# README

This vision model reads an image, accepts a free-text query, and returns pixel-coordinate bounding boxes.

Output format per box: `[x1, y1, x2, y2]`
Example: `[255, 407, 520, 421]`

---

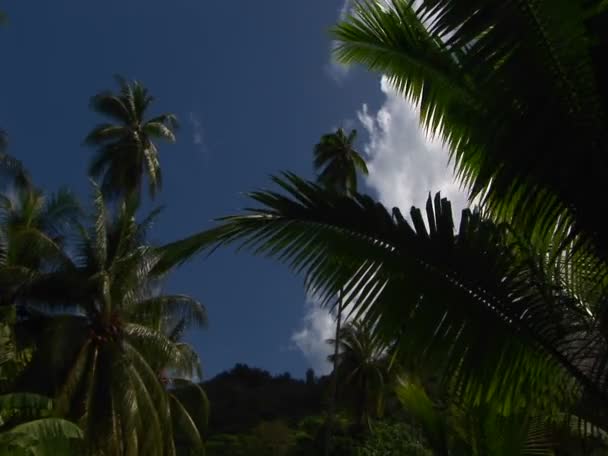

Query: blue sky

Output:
[0, 0, 465, 379]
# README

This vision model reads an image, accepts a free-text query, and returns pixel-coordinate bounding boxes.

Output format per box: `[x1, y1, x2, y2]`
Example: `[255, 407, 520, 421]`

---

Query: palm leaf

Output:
[126, 294, 207, 330]
[333, 0, 608, 263]
[166, 174, 608, 419]
[0, 418, 82, 456]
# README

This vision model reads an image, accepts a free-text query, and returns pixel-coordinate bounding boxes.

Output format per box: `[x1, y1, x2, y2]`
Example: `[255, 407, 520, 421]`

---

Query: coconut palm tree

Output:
[314, 128, 368, 197]
[332, 0, 608, 264]
[328, 320, 391, 432]
[17, 186, 206, 455]
[313, 128, 368, 453]
[0, 183, 80, 306]
[86, 77, 178, 201]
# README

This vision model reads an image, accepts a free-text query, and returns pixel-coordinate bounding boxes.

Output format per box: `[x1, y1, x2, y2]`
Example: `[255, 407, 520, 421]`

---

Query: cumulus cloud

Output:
[358, 76, 469, 216]
[291, 286, 370, 375]
[291, 296, 335, 375]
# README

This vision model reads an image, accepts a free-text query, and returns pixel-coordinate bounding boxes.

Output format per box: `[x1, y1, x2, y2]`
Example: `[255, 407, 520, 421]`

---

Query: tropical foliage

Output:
[0, 79, 208, 455]
[333, 0, 608, 263]
[154, 1, 608, 453]
[328, 320, 392, 431]
[3, 0, 608, 453]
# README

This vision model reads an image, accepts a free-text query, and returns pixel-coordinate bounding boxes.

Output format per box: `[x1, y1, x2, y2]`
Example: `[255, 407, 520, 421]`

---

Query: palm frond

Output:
[89, 93, 131, 124]
[0, 418, 83, 455]
[84, 124, 126, 146]
[168, 174, 608, 418]
[169, 394, 204, 453]
[0, 393, 52, 423]
[143, 122, 177, 142]
[334, 0, 608, 263]
[127, 294, 207, 331]
[171, 379, 209, 437]
[39, 188, 81, 236]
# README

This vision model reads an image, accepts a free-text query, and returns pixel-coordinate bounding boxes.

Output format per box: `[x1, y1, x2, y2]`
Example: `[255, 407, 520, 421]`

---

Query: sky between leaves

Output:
[0, 0, 465, 378]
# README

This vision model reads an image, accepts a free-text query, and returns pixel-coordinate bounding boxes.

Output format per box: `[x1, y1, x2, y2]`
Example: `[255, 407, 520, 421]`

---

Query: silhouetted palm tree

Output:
[313, 128, 368, 453]
[313, 128, 368, 197]
[18, 186, 206, 455]
[328, 320, 391, 431]
[0, 184, 80, 305]
[86, 77, 178, 201]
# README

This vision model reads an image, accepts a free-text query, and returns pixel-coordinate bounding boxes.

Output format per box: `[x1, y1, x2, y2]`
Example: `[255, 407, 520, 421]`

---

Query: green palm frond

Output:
[395, 378, 449, 454]
[124, 343, 176, 456]
[38, 188, 81, 237]
[124, 324, 179, 370]
[170, 343, 203, 381]
[333, 0, 608, 263]
[84, 124, 126, 146]
[167, 174, 608, 420]
[171, 379, 209, 437]
[143, 122, 177, 142]
[0, 418, 83, 456]
[169, 395, 204, 454]
[127, 295, 207, 330]
[0, 393, 52, 425]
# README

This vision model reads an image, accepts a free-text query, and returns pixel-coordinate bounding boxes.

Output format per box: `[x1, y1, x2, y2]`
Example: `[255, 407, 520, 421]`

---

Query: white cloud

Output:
[325, 0, 353, 83]
[357, 76, 469, 216]
[291, 295, 335, 375]
[291, 290, 367, 376]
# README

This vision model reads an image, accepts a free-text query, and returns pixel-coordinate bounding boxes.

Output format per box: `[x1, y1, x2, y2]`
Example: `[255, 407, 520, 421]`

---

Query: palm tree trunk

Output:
[324, 289, 343, 456]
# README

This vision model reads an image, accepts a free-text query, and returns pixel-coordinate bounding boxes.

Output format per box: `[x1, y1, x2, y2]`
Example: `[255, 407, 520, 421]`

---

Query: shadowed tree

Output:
[313, 128, 368, 454]
[86, 77, 178, 202]
[0, 183, 80, 305]
[313, 128, 368, 197]
[17, 186, 206, 455]
[328, 320, 391, 432]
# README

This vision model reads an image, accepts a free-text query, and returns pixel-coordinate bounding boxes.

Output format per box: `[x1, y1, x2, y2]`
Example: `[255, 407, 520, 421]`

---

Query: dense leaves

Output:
[333, 0, 608, 265]
[167, 173, 608, 436]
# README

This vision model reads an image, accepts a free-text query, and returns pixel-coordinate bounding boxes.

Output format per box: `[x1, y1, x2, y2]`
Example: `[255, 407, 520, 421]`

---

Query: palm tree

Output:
[332, 0, 608, 264]
[17, 186, 206, 455]
[312, 128, 368, 453]
[327, 320, 391, 432]
[0, 183, 80, 305]
[313, 128, 368, 197]
[86, 77, 178, 201]
[0, 184, 80, 266]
